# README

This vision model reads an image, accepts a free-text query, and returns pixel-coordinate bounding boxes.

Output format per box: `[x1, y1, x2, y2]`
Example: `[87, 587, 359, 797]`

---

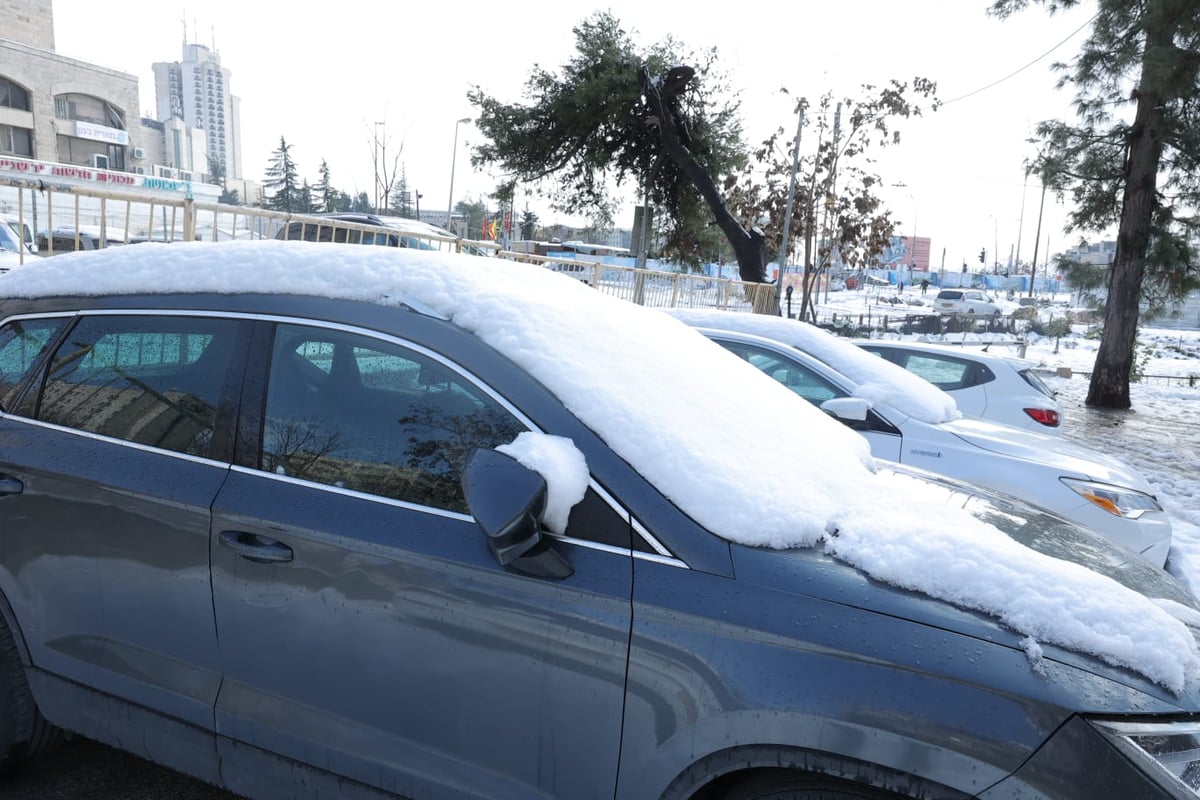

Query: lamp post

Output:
[446, 118, 471, 234]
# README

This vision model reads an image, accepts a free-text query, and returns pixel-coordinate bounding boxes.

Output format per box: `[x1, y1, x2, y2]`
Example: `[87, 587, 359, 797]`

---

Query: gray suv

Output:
[0, 241, 1198, 800]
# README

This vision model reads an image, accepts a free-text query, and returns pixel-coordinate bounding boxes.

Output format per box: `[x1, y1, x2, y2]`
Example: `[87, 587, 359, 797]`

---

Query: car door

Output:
[209, 319, 632, 800]
[0, 312, 245, 733]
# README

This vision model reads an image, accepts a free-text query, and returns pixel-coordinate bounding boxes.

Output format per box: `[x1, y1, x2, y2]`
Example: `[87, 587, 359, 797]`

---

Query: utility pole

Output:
[1029, 181, 1047, 298]
[777, 105, 805, 314]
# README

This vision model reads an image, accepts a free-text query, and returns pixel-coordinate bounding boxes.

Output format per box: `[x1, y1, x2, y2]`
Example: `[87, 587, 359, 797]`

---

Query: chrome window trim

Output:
[14, 306, 678, 562]
[3, 416, 231, 470]
[228, 465, 688, 568]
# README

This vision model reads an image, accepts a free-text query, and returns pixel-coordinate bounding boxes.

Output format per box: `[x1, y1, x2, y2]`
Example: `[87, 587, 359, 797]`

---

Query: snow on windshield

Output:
[1, 240, 1195, 692]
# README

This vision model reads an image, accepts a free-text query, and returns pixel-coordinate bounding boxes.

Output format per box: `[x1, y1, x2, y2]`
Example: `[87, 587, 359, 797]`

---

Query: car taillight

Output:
[1024, 407, 1061, 426]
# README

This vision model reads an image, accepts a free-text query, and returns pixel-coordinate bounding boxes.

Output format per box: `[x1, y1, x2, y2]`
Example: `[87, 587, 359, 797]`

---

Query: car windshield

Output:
[0, 222, 25, 253]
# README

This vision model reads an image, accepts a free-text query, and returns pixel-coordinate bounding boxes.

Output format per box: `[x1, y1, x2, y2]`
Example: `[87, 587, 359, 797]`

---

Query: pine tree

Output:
[468, 13, 760, 280]
[315, 159, 338, 213]
[263, 137, 302, 212]
[991, 0, 1200, 408]
[391, 167, 415, 218]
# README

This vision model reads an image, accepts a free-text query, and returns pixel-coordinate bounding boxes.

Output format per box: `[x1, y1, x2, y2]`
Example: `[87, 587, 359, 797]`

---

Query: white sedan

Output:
[665, 308, 1172, 568]
[856, 339, 1064, 434]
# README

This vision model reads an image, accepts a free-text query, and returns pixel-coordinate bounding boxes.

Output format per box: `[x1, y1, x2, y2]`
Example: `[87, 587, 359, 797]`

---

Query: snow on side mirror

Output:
[462, 448, 573, 580]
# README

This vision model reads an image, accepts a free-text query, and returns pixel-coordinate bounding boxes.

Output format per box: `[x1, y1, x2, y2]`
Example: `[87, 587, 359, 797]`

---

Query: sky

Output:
[46, 0, 1106, 268]
[2, 238, 1199, 696]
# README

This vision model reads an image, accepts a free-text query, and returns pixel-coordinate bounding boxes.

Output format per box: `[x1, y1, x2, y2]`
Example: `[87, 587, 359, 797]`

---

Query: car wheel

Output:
[723, 769, 909, 799]
[0, 613, 61, 768]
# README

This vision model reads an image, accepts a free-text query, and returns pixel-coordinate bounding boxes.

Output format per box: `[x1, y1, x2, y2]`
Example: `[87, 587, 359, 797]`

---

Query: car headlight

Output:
[1091, 718, 1200, 794]
[1061, 478, 1163, 519]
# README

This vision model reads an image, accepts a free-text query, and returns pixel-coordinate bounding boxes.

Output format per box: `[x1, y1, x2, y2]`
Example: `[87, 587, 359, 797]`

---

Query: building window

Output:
[53, 93, 126, 129]
[0, 125, 33, 157]
[0, 78, 31, 111]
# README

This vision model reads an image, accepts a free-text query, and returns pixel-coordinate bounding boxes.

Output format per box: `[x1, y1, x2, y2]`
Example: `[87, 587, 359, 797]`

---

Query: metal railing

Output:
[1, 175, 778, 314]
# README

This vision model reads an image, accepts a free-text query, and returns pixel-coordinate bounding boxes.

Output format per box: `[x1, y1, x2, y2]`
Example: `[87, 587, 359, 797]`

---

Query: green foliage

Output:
[315, 159, 338, 213]
[990, 0, 1200, 406]
[391, 169, 416, 219]
[519, 208, 538, 240]
[1130, 337, 1155, 383]
[264, 137, 303, 212]
[467, 11, 748, 268]
[1041, 316, 1073, 339]
[455, 198, 488, 239]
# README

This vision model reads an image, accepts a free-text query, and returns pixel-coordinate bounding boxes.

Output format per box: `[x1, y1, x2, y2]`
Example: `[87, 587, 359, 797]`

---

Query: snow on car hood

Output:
[944, 417, 1155, 492]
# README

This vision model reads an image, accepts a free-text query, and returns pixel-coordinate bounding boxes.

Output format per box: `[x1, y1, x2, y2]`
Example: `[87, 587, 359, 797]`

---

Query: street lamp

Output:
[446, 118, 472, 234]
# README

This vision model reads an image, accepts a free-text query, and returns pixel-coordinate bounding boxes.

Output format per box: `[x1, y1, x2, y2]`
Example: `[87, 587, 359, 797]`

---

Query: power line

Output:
[941, 11, 1101, 106]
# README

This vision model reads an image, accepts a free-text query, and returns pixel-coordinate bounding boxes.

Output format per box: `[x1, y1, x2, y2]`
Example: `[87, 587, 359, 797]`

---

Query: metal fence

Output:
[1, 175, 777, 313]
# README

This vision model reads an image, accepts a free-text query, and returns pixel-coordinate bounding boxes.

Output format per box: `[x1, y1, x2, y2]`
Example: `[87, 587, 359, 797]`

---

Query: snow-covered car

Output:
[933, 288, 1006, 315]
[666, 308, 1171, 567]
[856, 339, 1064, 434]
[1, 243, 1199, 799]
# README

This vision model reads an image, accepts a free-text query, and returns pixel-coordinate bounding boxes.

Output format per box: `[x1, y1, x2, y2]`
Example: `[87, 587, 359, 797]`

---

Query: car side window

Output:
[36, 314, 237, 458]
[718, 341, 842, 405]
[900, 354, 972, 390]
[0, 317, 67, 411]
[261, 324, 526, 513]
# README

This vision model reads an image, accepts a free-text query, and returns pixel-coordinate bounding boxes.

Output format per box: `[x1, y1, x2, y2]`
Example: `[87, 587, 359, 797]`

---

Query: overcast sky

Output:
[49, 0, 1105, 268]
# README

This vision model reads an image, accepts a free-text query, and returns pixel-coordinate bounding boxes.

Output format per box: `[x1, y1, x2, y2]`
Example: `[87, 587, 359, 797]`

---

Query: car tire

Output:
[723, 769, 908, 799]
[0, 613, 61, 769]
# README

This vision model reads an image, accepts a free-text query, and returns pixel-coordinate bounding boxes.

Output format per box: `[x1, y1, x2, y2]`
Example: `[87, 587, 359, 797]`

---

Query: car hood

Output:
[941, 417, 1153, 491]
[734, 463, 1199, 706]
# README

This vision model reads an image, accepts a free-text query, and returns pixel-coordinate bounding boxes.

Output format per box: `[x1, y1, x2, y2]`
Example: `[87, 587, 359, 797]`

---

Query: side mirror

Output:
[819, 396, 871, 423]
[462, 448, 573, 580]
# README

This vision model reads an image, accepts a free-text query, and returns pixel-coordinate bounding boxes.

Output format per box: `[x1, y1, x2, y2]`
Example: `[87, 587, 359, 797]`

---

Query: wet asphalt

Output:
[0, 735, 242, 799]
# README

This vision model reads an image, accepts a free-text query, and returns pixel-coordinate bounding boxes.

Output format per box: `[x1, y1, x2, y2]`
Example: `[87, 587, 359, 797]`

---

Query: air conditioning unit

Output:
[132, 166, 146, 175]
[89, 154, 109, 170]
[131, 147, 146, 160]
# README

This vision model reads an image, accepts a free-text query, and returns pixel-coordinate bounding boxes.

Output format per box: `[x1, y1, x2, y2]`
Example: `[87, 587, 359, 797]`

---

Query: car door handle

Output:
[0, 476, 23, 495]
[218, 530, 294, 564]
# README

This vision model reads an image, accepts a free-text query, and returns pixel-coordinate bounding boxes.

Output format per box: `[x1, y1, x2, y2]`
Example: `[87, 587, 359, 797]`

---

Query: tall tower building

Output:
[152, 40, 243, 179]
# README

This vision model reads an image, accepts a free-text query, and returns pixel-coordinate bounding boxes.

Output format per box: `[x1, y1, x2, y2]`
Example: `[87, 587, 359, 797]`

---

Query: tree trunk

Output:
[1085, 16, 1167, 409]
[654, 127, 770, 286]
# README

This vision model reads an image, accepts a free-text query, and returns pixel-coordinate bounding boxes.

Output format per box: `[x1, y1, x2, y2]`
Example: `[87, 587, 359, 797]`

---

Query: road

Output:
[0, 735, 242, 799]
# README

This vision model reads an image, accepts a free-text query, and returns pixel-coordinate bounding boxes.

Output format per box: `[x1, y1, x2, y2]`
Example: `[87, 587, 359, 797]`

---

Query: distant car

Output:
[0, 222, 32, 272]
[4, 218, 37, 254]
[666, 308, 1171, 567]
[857, 339, 1064, 434]
[933, 288, 1005, 315]
[36, 225, 131, 254]
[273, 213, 401, 247]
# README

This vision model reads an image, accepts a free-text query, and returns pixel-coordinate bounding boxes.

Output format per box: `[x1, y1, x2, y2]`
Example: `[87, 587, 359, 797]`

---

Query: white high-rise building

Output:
[152, 42, 243, 179]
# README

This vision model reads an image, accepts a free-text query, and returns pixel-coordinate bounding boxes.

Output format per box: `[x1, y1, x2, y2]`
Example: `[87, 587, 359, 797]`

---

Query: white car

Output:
[856, 340, 1064, 434]
[933, 289, 1006, 315]
[665, 308, 1171, 567]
